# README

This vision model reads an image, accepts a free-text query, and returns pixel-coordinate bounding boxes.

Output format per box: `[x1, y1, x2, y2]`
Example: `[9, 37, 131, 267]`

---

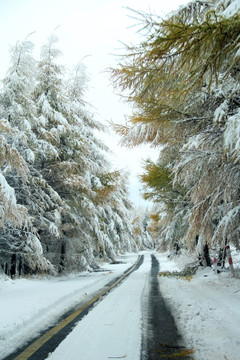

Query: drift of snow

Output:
[0, 252, 240, 360]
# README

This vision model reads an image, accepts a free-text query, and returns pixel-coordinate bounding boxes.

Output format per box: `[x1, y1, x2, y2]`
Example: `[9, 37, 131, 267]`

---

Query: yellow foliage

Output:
[157, 346, 195, 358]
[98, 171, 121, 186]
[133, 227, 141, 235]
[132, 216, 139, 225]
[141, 161, 173, 192]
[111, 7, 240, 149]
[0, 135, 29, 181]
[159, 271, 168, 277]
[94, 185, 115, 204]
[150, 213, 160, 222]
[159, 271, 194, 280]
[0, 119, 12, 134]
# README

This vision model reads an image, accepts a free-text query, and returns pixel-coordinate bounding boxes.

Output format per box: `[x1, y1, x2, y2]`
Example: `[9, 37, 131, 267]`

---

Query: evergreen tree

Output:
[111, 0, 240, 252]
[32, 35, 146, 271]
[0, 38, 54, 275]
[0, 34, 154, 277]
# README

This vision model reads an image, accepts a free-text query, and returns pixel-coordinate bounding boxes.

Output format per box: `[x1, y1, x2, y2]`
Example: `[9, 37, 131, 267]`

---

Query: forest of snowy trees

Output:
[112, 0, 240, 253]
[1, 0, 239, 277]
[0, 35, 153, 277]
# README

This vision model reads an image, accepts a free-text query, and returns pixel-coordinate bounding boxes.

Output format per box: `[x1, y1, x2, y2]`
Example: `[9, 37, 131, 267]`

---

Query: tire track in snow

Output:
[141, 254, 190, 360]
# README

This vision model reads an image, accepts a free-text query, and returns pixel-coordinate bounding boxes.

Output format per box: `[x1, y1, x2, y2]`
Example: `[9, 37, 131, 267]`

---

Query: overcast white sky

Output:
[0, 0, 189, 207]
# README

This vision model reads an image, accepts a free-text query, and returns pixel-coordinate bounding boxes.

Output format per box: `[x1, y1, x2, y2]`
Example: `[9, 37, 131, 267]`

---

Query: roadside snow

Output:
[156, 252, 240, 360]
[1, 251, 240, 360]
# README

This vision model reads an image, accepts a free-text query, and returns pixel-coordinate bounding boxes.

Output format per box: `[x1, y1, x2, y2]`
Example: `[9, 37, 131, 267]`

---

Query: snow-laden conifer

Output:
[111, 0, 240, 254]
[0, 33, 153, 276]
[0, 38, 56, 275]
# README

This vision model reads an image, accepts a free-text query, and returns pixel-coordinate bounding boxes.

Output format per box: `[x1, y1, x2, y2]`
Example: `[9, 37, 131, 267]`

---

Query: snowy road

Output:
[2, 253, 186, 360]
[2, 251, 240, 360]
[1, 253, 144, 359]
[46, 254, 150, 360]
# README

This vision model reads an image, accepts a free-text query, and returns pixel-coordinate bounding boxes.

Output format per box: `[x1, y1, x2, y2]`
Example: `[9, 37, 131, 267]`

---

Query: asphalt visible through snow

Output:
[3, 256, 144, 360]
[141, 254, 191, 360]
[3, 254, 191, 360]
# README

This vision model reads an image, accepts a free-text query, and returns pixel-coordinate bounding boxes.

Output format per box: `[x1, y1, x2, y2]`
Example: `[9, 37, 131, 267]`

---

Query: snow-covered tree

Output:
[111, 0, 240, 253]
[32, 35, 145, 272]
[0, 39, 53, 275]
[0, 34, 153, 277]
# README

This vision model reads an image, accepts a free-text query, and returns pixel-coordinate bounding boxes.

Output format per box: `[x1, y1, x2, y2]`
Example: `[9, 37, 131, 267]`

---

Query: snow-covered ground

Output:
[158, 253, 240, 360]
[1, 251, 240, 360]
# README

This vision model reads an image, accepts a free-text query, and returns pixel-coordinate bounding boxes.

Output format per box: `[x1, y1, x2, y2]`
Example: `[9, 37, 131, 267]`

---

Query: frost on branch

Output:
[224, 109, 240, 160]
[0, 173, 28, 228]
